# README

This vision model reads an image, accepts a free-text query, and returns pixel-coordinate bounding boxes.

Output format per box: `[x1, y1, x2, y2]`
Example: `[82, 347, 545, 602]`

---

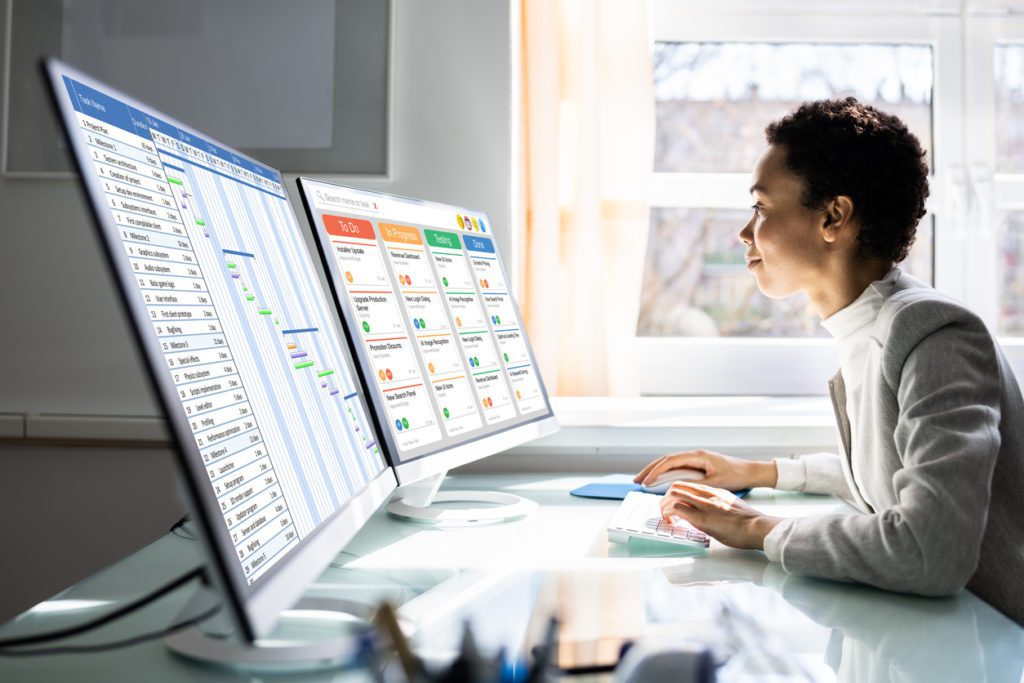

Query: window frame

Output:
[640, 0, 966, 395]
[967, 8, 1024, 373]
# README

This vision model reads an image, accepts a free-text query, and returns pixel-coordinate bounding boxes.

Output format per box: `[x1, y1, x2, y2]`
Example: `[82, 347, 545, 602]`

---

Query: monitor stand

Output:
[165, 586, 379, 673]
[385, 471, 538, 525]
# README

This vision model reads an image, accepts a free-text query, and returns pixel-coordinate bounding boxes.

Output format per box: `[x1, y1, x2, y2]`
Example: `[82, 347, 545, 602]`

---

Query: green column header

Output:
[424, 228, 460, 250]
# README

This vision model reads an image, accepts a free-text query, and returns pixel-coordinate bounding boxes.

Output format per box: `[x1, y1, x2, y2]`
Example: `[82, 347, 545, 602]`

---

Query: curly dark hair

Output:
[765, 97, 929, 265]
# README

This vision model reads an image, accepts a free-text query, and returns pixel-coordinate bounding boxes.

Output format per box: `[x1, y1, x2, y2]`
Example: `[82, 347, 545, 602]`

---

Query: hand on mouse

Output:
[633, 449, 777, 492]
[659, 482, 782, 550]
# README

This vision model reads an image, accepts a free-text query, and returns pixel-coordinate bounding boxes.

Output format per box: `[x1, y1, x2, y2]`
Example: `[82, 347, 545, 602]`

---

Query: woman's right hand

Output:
[633, 449, 777, 491]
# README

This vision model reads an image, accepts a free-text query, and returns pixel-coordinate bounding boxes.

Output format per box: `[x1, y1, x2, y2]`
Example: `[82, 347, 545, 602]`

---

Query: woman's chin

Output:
[752, 275, 794, 300]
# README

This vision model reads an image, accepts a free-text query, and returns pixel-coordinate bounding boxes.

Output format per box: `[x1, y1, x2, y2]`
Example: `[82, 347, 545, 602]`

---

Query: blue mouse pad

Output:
[570, 474, 749, 500]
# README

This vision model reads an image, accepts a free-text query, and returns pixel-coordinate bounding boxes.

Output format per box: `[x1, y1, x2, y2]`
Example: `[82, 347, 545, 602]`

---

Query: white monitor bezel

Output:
[43, 59, 398, 641]
[296, 177, 559, 487]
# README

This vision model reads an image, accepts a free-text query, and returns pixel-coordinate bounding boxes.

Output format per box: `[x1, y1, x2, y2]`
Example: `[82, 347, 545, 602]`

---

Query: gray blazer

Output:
[763, 272, 1024, 625]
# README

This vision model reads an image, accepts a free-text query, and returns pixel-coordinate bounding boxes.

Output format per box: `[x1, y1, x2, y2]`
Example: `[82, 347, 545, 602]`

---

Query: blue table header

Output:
[462, 234, 495, 254]
[61, 75, 282, 187]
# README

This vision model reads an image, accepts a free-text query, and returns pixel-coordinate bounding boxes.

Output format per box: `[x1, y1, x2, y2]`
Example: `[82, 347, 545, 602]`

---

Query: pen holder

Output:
[364, 604, 557, 683]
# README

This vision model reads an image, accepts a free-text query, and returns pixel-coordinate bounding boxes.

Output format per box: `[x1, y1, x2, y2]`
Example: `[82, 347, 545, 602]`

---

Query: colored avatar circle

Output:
[473, 356, 479, 366]
[457, 215, 465, 228]
[479, 219, 486, 232]
[486, 397, 493, 407]
[443, 407, 450, 418]
[419, 318, 426, 329]
[428, 362, 435, 373]
[504, 353, 509, 362]
[469, 357, 476, 367]
[345, 271, 353, 283]
[413, 319, 421, 329]
[362, 321, 370, 333]
[455, 317, 462, 327]
[385, 368, 393, 380]
[516, 390, 522, 399]
[496, 316, 501, 324]
[378, 369, 386, 381]
[482, 398, 488, 408]
[484, 280, 490, 288]
[442, 277, 449, 287]
[395, 419, 403, 431]
[401, 417, 409, 429]
[471, 217, 479, 230]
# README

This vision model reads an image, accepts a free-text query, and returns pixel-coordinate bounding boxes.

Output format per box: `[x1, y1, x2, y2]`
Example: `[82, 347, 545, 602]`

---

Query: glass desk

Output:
[2, 473, 1022, 682]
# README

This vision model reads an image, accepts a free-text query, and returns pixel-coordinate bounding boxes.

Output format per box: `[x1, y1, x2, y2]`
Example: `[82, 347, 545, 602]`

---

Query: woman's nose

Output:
[738, 216, 754, 246]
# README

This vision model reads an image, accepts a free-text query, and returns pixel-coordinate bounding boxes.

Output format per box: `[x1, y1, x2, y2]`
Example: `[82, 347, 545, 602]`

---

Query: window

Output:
[994, 44, 1024, 175]
[999, 212, 1024, 334]
[642, 42, 934, 340]
[995, 45, 1024, 335]
[637, 1, 1024, 396]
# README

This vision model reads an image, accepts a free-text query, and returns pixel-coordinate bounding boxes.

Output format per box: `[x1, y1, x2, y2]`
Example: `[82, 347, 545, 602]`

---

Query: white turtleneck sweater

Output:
[818, 268, 901, 506]
[773, 269, 901, 507]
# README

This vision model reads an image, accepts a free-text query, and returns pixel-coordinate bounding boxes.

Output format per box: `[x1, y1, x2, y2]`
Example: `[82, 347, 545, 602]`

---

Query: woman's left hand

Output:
[660, 482, 783, 550]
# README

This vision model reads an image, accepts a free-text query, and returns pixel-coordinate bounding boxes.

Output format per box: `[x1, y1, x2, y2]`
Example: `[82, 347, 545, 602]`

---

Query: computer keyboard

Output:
[607, 491, 711, 548]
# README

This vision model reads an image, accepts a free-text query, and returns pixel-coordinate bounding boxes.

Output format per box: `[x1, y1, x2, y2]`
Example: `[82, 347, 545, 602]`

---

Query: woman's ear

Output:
[821, 196, 856, 243]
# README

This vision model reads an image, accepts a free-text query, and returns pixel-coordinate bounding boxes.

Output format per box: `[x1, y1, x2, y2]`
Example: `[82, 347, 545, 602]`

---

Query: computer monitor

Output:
[296, 179, 559, 523]
[43, 59, 396, 665]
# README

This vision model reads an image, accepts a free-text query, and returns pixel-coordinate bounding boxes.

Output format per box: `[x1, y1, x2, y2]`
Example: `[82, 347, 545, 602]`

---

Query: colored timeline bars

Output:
[223, 250, 278, 324]
[223, 251, 341, 400]
[223, 249, 342, 400]
[164, 166, 209, 238]
[283, 328, 340, 397]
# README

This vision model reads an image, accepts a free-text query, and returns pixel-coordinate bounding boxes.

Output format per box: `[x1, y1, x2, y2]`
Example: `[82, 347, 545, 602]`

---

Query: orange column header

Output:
[323, 214, 375, 240]
[378, 222, 423, 246]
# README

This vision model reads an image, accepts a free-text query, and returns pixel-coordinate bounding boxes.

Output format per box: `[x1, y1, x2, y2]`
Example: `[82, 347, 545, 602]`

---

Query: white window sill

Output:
[523, 395, 836, 450]
[471, 395, 839, 473]
[2, 397, 840, 472]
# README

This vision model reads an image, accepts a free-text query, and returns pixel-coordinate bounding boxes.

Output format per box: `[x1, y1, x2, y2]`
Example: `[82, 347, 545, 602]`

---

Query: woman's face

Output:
[738, 144, 830, 300]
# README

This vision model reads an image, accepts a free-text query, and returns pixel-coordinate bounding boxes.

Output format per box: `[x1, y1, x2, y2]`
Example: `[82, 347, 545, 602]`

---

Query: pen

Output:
[525, 616, 558, 683]
[375, 603, 422, 682]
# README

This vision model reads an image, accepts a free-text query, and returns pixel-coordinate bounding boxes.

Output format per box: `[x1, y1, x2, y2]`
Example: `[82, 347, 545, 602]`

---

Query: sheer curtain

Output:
[519, 0, 654, 396]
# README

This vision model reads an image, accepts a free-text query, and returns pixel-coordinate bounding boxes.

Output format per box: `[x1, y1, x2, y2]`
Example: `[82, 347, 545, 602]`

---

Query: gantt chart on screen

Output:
[58, 76, 386, 584]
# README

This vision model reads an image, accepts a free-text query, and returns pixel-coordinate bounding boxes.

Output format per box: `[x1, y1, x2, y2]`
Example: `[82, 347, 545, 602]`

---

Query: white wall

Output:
[0, 0, 514, 418]
[300, 0, 515, 259]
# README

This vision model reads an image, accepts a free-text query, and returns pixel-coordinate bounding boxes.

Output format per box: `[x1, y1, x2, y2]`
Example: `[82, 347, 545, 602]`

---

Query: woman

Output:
[635, 98, 1024, 625]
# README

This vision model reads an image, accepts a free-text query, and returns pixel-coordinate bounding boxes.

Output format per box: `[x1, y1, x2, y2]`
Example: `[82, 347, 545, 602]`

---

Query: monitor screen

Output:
[44, 60, 395, 639]
[297, 179, 555, 474]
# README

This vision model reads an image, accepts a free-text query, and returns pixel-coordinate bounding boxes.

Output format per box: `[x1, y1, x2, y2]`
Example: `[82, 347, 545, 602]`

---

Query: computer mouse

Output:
[639, 468, 704, 494]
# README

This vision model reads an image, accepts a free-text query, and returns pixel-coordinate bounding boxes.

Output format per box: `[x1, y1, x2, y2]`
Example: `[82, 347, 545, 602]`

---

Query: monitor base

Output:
[386, 490, 538, 525]
[165, 594, 374, 673]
